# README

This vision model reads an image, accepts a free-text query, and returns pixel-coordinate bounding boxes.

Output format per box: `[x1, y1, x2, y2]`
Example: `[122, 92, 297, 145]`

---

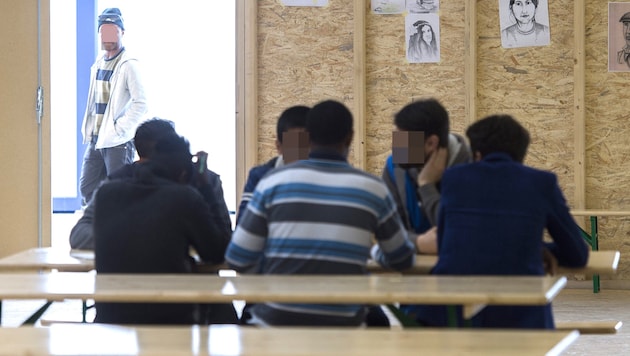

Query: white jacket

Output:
[81, 50, 148, 149]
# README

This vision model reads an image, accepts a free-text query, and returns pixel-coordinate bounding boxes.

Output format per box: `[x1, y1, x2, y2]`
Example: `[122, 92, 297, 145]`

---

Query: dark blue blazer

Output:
[413, 152, 589, 329]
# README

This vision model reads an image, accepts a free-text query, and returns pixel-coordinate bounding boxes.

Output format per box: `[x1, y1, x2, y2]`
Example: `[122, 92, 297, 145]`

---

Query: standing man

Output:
[80, 8, 148, 204]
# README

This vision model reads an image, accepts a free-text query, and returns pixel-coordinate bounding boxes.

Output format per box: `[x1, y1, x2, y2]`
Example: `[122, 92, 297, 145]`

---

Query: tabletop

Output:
[0, 324, 579, 356]
[1, 248, 618, 277]
[0, 248, 94, 272]
[0, 272, 566, 317]
[0, 248, 226, 273]
[571, 209, 630, 217]
[368, 250, 620, 276]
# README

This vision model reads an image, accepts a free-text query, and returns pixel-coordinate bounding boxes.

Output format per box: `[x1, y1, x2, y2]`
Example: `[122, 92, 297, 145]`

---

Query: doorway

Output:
[50, 0, 237, 248]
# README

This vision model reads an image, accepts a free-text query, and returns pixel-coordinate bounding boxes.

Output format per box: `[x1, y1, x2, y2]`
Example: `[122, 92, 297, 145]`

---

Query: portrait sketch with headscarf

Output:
[406, 13, 440, 63]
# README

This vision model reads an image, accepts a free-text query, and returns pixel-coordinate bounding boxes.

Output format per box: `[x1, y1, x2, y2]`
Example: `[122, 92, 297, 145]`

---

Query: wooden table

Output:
[0, 248, 94, 272]
[0, 248, 227, 274]
[0, 324, 579, 356]
[571, 209, 630, 292]
[0, 272, 566, 322]
[368, 250, 620, 276]
[0, 248, 617, 277]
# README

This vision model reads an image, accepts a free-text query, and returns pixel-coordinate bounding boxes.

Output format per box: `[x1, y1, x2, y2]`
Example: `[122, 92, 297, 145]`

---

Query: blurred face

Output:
[421, 25, 433, 44]
[511, 1, 537, 25]
[99, 24, 123, 52]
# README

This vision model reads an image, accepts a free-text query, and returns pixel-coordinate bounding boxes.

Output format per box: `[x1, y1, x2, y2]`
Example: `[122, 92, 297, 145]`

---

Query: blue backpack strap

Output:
[386, 156, 428, 233]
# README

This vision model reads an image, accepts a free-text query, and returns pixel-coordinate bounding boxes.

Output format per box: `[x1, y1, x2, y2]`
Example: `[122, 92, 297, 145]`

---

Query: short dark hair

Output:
[394, 98, 449, 148]
[306, 100, 353, 146]
[276, 105, 310, 143]
[466, 114, 530, 163]
[150, 134, 193, 182]
[133, 118, 176, 158]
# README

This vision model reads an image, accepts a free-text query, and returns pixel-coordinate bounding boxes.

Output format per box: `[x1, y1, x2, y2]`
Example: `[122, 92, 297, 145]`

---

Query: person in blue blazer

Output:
[408, 114, 589, 329]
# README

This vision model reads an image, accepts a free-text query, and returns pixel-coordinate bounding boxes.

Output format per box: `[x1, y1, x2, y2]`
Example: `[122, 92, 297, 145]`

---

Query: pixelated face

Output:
[99, 24, 123, 51]
[511, 1, 537, 25]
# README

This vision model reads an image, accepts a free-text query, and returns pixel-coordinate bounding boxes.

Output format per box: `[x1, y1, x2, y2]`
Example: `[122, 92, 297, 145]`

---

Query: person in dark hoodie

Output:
[92, 133, 235, 325]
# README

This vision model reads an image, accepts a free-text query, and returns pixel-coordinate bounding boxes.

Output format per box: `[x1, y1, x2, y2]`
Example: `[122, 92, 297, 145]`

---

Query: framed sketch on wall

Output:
[499, 0, 551, 48]
[609, 2, 630, 72]
[371, 0, 405, 14]
[407, 0, 439, 14]
[406, 13, 440, 63]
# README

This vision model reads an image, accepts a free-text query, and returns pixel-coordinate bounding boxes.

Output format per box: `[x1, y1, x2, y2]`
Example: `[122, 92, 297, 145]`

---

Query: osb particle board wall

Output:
[253, 0, 630, 285]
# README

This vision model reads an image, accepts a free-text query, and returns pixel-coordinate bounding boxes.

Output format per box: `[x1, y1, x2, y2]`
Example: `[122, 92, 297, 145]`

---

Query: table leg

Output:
[578, 216, 600, 293]
[21, 300, 53, 325]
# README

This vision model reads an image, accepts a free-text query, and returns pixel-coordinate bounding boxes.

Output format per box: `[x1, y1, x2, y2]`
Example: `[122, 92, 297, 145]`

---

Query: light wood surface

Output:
[0, 272, 566, 308]
[571, 209, 630, 217]
[0, 248, 618, 277]
[0, 324, 579, 356]
[0, 248, 94, 272]
[0, 248, 226, 273]
[368, 250, 620, 276]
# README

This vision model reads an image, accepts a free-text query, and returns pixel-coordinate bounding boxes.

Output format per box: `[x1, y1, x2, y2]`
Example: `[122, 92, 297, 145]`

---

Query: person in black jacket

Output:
[93, 133, 236, 325]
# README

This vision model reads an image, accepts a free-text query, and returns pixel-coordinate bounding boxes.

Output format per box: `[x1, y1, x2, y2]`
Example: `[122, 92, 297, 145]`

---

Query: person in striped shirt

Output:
[225, 99, 415, 326]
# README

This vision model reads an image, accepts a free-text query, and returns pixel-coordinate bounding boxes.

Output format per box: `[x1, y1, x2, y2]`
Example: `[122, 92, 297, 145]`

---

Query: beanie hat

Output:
[98, 8, 125, 31]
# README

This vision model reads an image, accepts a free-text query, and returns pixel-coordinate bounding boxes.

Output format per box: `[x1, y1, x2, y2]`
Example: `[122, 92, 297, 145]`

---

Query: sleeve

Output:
[235, 166, 263, 225]
[372, 191, 416, 271]
[417, 182, 441, 226]
[225, 186, 269, 272]
[115, 59, 148, 136]
[69, 198, 96, 250]
[196, 171, 233, 238]
[544, 175, 589, 268]
[187, 192, 232, 265]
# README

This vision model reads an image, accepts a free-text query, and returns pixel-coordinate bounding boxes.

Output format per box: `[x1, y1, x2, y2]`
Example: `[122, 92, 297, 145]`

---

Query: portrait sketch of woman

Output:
[406, 13, 440, 63]
[499, 0, 551, 48]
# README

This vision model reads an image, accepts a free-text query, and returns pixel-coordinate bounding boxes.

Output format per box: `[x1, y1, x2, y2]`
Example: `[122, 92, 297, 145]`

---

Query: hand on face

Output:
[418, 147, 448, 186]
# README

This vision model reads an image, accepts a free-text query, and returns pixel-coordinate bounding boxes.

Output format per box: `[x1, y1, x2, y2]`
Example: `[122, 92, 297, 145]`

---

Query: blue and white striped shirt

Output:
[226, 150, 415, 324]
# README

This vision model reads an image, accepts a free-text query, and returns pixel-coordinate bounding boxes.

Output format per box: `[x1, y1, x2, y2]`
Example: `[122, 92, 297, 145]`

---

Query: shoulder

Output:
[535, 22, 549, 33]
[247, 157, 277, 179]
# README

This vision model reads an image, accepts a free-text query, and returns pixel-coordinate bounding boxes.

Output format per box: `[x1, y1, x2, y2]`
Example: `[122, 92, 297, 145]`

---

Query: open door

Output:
[0, 0, 51, 256]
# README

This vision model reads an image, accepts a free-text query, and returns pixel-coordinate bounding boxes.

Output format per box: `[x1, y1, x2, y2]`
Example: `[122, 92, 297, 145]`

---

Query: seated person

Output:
[70, 118, 232, 253]
[93, 134, 234, 325]
[236, 105, 310, 225]
[225, 99, 415, 327]
[407, 114, 589, 329]
[382, 99, 472, 254]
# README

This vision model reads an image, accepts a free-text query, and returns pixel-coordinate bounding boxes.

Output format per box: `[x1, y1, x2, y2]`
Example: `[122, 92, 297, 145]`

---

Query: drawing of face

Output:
[624, 21, 630, 47]
[511, 0, 537, 25]
[421, 25, 433, 44]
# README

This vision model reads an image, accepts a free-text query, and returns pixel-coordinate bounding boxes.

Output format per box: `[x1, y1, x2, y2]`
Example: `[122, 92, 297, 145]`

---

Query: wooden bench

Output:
[555, 320, 623, 334]
[0, 323, 580, 355]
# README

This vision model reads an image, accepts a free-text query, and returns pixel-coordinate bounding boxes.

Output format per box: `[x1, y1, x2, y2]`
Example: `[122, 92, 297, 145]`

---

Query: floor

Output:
[1, 214, 627, 354]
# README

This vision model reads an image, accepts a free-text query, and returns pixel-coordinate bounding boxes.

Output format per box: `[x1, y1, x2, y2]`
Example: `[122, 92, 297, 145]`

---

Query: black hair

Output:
[305, 100, 353, 146]
[394, 98, 449, 148]
[133, 118, 176, 158]
[276, 105, 310, 143]
[150, 133, 194, 182]
[466, 114, 530, 163]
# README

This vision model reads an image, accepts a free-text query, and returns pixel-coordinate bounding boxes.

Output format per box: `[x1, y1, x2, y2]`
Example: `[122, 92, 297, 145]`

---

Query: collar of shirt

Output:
[308, 149, 347, 162]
